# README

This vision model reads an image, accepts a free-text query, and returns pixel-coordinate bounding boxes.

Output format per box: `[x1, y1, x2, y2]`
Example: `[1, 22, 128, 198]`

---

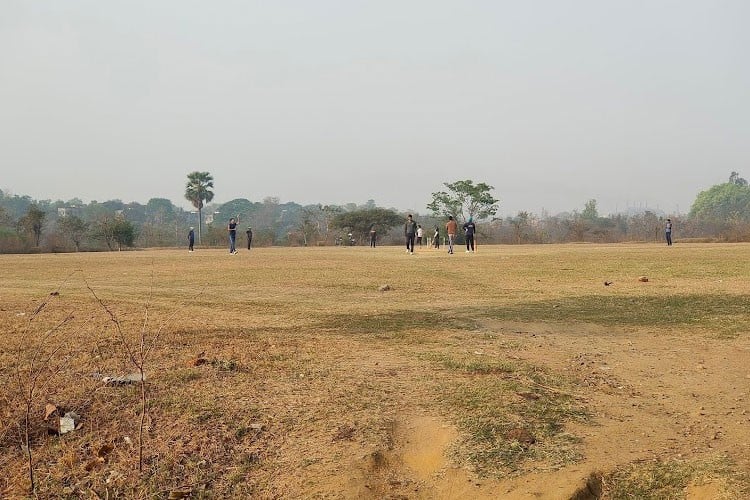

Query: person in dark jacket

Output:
[188, 227, 195, 252]
[228, 218, 238, 254]
[463, 217, 476, 252]
[404, 214, 417, 254]
[246, 227, 253, 250]
[665, 219, 673, 246]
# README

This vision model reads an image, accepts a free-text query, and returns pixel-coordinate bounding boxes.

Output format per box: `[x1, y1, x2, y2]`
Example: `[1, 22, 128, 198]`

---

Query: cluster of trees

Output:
[0, 195, 144, 253]
[1, 172, 749, 254]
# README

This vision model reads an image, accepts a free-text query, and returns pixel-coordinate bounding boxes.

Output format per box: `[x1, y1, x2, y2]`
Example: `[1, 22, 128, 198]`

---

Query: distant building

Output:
[57, 207, 81, 218]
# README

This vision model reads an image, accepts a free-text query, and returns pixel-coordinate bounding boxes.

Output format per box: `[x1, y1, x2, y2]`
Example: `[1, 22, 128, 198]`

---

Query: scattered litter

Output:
[59, 412, 81, 434]
[44, 404, 81, 435]
[638, 276, 649, 282]
[604, 281, 613, 286]
[249, 423, 264, 431]
[16, 312, 26, 317]
[123, 436, 133, 447]
[378, 284, 392, 292]
[50, 291, 59, 296]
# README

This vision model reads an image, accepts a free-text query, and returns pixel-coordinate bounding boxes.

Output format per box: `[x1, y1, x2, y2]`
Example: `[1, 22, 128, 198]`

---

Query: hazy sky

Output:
[1, 1, 748, 216]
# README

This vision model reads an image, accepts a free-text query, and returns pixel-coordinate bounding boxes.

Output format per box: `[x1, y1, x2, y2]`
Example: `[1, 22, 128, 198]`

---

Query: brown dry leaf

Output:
[44, 403, 58, 421]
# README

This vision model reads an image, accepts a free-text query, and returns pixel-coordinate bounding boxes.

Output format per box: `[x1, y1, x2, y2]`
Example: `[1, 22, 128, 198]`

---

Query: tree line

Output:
[1, 171, 748, 253]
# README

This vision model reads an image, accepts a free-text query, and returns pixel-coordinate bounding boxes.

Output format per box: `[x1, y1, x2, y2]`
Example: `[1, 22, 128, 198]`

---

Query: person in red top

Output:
[445, 216, 458, 254]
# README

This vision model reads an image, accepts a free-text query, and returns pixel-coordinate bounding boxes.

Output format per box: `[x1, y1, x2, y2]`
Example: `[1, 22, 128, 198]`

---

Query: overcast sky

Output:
[1, 1, 747, 217]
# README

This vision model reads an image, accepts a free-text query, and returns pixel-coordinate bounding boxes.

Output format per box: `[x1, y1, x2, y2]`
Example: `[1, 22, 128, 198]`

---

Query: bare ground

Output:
[256, 322, 750, 499]
[2, 245, 750, 498]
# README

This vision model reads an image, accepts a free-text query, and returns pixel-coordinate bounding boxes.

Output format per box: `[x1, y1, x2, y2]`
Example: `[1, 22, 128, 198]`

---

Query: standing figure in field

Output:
[246, 227, 253, 250]
[404, 214, 417, 254]
[463, 217, 476, 252]
[665, 218, 673, 246]
[228, 217, 238, 254]
[188, 227, 195, 252]
[369, 225, 377, 248]
[416, 225, 424, 248]
[433, 225, 440, 249]
[445, 216, 457, 254]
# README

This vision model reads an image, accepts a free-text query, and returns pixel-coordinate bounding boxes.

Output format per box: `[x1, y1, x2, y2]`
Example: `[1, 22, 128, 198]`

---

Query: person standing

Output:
[463, 217, 476, 252]
[404, 214, 417, 254]
[369, 225, 377, 248]
[416, 225, 424, 248]
[433, 225, 440, 249]
[445, 216, 458, 254]
[246, 227, 253, 250]
[188, 227, 195, 252]
[228, 217, 238, 254]
[665, 218, 673, 246]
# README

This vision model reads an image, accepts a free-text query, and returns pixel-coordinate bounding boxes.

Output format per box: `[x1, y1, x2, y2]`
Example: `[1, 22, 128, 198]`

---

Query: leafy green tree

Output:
[185, 171, 214, 244]
[111, 217, 137, 250]
[17, 204, 46, 247]
[729, 171, 748, 186]
[331, 208, 402, 243]
[689, 173, 750, 221]
[57, 215, 89, 251]
[581, 199, 599, 221]
[0, 191, 34, 220]
[218, 198, 259, 221]
[427, 179, 499, 223]
[93, 216, 137, 251]
[145, 198, 177, 221]
[0, 205, 12, 226]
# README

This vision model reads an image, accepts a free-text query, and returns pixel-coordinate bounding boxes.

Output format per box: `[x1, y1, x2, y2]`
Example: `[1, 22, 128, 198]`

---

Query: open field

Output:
[1, 243, 749, 499]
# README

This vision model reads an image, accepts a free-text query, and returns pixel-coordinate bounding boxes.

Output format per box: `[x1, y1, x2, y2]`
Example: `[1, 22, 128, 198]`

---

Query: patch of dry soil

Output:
[269, 324, 749, 498]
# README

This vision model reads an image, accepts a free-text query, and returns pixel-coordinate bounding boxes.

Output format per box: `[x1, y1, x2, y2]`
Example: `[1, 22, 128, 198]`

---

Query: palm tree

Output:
[184, 171, 214, 244]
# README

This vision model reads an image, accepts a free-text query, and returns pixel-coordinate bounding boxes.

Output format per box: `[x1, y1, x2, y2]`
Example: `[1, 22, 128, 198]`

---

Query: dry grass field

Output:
[1, 243, 749, 499]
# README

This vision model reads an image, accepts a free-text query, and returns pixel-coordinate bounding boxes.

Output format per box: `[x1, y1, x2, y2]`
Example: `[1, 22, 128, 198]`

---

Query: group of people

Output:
[188, 215, 676, 253]
[187, 217, 253, 253]
[403, 214, 475, 255]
